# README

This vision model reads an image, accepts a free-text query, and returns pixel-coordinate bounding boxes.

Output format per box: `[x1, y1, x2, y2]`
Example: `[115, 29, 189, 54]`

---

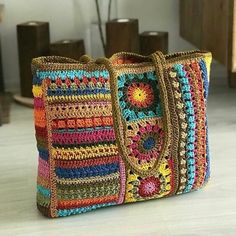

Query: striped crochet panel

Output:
[32, 52, 211, 217]
[33, 80, 51, 216]
[168, 59, 211, 194]
[33, 68, 126, 217]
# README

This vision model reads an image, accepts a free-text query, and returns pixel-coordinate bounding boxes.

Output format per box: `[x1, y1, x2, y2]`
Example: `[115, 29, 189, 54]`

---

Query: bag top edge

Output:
[31, 50, 212, 72]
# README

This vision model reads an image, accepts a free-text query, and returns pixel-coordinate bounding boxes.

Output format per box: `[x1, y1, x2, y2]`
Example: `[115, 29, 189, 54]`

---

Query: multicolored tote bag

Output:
[32, 50, 212, 217]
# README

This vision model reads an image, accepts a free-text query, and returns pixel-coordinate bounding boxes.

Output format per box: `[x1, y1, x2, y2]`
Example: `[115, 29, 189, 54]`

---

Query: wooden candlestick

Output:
[140, 31, 168, 55]
[17, 21, 50, 98]
[0, 4, 12, 126]
[0, 92, 12, 125]
[50, 39, 85, 60]
[0, 37, 4, 93]
[0, 4, 5, 93]
[106, 18, 139, 57]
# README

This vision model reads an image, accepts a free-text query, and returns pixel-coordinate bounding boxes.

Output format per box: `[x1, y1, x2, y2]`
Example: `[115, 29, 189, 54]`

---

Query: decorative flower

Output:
[138, 176, 161, 197]
[128, 123, 164, 161]
[127, 82, 154, 108]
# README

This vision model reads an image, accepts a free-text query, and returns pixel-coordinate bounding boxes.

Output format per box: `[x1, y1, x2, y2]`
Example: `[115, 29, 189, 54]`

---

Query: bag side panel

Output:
[168, 54, 212, 194]
[32, 73, 52, 217]
[40, 67, 126, 217]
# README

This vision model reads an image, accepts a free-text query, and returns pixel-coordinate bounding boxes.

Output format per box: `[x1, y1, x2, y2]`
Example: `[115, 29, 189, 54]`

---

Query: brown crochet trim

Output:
[37, 203, 51, 217]
[151, 52, 180, 195]
[42, 82, 58, 218]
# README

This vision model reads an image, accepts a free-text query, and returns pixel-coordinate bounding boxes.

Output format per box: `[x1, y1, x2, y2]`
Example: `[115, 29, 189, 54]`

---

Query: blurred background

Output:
[0, 0, 194, 93]
[0, 1, 236, 235]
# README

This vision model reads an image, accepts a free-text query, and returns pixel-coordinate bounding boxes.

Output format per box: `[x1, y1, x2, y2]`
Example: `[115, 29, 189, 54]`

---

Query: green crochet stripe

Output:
[37, 192, 50, 208]
[57, 180, 119, 200]
[57, 186, 119, 200]
[57, 177, 119, 190]
[36, 137, 48, 150]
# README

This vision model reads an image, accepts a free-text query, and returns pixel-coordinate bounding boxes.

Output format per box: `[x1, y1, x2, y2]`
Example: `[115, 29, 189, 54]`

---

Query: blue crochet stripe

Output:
[57, 202, 116, 217]
[175, 64, 196, 193]
[47, 87, 110, 96]
[33, 76, 41, 85]
[205, 121, 210, 182]
[38, 148, 49, 161]
[199, 59, 209, 99]
[37, 185, 51, 197]
[199, 59, 210, 183]
[33, 69, 109, 84]
[55, 163, 119, 179]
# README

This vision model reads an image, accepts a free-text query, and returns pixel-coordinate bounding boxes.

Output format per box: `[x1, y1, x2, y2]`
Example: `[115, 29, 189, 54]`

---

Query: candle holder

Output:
[17, 21, 50, 98]
[0, 92, 12, 125]
[50, 39, 85, 60]
[0, 3, 12, 125]
[0, 4, 5, 93]
[0, 37, 4, 93]
[106, 18, 139, 57]
[140, 31, 168, 55]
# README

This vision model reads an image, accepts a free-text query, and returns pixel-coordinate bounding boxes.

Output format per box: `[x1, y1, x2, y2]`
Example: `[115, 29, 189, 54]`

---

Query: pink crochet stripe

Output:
[51, 129, 116, 145]
[38, 157, 50, 179]
[117, 157, 126, 204]
[34, 97, 44, 109]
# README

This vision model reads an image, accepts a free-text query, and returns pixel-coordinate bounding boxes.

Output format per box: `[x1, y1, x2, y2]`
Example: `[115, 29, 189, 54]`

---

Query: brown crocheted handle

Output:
[96, 51, 171, 177]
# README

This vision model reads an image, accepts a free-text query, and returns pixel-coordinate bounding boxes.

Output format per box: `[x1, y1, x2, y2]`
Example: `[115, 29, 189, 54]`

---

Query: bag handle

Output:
[95, 51, 174, 177]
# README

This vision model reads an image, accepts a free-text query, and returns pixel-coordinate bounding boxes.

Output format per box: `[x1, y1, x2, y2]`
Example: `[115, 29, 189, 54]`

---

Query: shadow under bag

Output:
[32, 50, 212, 217]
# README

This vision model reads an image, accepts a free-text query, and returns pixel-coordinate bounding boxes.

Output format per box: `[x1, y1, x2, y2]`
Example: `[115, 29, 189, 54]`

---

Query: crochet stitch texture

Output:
[32, 50, 212, 217]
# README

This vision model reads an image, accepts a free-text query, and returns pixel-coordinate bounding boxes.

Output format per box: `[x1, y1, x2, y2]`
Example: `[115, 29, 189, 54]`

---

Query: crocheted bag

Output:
[32, 50, 212, 217]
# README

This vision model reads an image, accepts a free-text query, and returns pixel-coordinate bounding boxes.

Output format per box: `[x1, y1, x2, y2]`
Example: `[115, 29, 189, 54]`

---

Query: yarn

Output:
[32, 50, 211, 217]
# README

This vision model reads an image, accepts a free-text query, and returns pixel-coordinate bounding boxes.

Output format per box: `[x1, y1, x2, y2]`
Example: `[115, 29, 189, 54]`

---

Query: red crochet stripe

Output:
[52, 129, 116, 145]
[55, 155, 120, 168]
[190, 62, 207, 189]
[52, 76, 108, 88]
[51, 116, 113, 130]
[57, 195, 118, 209]
[35, 126, 48, 139]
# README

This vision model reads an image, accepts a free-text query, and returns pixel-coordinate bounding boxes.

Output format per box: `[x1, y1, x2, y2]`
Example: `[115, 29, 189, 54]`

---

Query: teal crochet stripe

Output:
[120, 105, 162, 121]
[174, 64, 196, 193]
[118, 71, 157, 85]
[37, 185, 51, 198]
[57, 202, 116, 217]
[34, 69, 109, 83]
